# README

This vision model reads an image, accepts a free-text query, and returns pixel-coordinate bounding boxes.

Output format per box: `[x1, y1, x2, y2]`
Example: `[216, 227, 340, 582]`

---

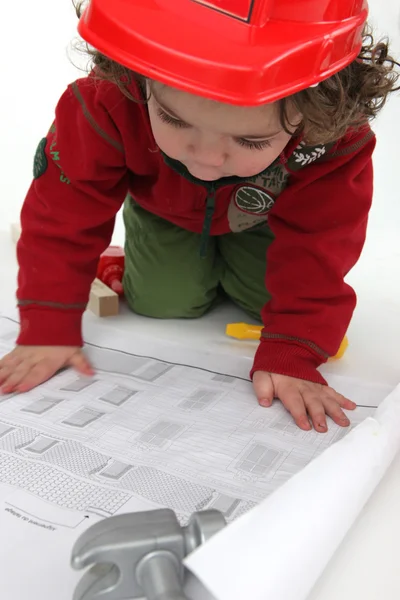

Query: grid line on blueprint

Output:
[0, 424, 38, 451]
[22, 397, 64, 415]
[0, 316, 379, 527]
[0, 425, 125, 478]
[236, 443, 284, 476]
[22, 437, 59, 454]
[138, 421, 185, 447]
[100, 387, 139, 406]
[179, 389, 220, 411]
[0, 423, 14, 438]
[232, 499, 258, 519]
[63, 407, 105, 428]
[85, 340, 249, 382]
[27, 439, 110, 476]
[0, 452, 129, 514]
[84, 349, 149, 376]
[120, 467, 214, 513]
[99, 461, 132, 480]
[0, 315, 251, 383]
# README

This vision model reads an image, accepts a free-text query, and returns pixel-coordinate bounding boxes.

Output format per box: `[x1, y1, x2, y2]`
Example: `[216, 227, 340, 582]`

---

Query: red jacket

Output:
[16, 76, 376, 385]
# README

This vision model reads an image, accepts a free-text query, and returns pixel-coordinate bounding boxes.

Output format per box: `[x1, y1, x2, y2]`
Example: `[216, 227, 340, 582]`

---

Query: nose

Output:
[188, 133, 227, 168]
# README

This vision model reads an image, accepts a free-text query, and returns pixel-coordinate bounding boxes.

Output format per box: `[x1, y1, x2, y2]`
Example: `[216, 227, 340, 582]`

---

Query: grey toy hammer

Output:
[71, 508, 226, 600]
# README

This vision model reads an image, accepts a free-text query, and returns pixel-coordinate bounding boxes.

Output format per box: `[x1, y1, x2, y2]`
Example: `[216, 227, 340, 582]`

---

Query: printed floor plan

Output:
[0, 316, 375, 528]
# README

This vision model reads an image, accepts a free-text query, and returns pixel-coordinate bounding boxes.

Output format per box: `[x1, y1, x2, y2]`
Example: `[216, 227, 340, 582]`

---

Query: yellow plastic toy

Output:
[226, 323, 348, 361]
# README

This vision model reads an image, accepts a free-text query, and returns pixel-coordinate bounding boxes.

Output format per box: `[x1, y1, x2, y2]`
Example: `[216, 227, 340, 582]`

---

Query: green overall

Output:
[122, 197, 274, 321]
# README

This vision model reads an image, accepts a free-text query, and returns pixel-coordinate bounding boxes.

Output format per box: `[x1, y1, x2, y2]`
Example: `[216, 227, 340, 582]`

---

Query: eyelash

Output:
[236, 138, 272, 151]
[156, 107, 273, 150]
[156, 108, 189, 129]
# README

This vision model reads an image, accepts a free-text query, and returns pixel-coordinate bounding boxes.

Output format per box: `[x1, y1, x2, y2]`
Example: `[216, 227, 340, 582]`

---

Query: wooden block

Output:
[11, 223, 118, 317]
[10, 222, 21, 244]
[87, 278, 119, 317]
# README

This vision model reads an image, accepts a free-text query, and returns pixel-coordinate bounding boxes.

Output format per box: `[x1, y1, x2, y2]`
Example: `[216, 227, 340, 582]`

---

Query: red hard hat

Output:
[78, 0, 369, 106]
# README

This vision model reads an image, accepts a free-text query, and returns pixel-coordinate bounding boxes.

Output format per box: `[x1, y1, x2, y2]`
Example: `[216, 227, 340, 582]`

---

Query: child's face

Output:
[147, 82, 297, 181]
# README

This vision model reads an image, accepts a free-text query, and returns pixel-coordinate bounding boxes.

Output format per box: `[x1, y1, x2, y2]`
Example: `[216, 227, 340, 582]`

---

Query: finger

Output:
[0, 353, 23, 369]
[69, 352, 95, 376]
[303, 395, 328, 433]
[0, 365, 11, 387]
[279, 390, 311, 431]
[15, 362, 57, 393]
[0, 352, 15, 368]
[1, 356, 40, 390]
[1, 361, 34, 393]
[252, 371, 274, 407]
[322, 397, 350, 428]
[0, 357, 25, 385]
[331, 392, 357, 411]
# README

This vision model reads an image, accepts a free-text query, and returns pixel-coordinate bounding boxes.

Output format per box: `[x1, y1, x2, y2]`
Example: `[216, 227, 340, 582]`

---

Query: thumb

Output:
[69, 351, 95, 376]
[252, 371, 274, 408]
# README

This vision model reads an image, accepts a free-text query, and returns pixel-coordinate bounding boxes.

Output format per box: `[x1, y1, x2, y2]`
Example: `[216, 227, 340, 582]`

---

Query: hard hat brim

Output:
[78, 0, 368, 105]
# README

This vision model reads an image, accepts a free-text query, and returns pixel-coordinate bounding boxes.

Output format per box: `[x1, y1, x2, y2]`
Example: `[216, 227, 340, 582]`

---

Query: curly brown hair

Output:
[73, 1, 399, 144]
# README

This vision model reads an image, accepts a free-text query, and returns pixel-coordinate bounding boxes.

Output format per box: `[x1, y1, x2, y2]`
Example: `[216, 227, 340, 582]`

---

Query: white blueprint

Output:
[0, 314, 392, 600]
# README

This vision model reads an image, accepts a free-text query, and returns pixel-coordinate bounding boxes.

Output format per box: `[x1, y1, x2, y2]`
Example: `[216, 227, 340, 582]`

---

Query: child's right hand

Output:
[0, 346, 94, 394]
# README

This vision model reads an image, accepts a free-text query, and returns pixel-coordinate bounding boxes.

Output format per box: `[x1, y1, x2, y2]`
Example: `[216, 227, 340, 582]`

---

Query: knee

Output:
[123, 273, 212, 319]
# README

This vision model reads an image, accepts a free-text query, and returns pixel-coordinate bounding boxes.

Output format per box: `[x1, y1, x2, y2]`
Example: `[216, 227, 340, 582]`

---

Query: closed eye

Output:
[157, 106, 274, 150]
[236, 138, 273, 150]
[156, 107, 190, 129]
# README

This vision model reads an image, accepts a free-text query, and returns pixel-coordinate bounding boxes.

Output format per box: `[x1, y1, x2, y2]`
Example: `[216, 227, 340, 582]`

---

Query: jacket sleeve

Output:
[16, 79, 129, 346]
[251, 129, 376, 385]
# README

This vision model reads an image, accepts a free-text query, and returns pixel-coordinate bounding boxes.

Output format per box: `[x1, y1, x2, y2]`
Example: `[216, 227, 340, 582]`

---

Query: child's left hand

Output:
[252, 371, 357, 433]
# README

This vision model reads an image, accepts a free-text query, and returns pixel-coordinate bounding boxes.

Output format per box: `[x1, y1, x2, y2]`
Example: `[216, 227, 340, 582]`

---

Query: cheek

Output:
[230, 135, 292, 178]
[229, 147, 281, 178]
